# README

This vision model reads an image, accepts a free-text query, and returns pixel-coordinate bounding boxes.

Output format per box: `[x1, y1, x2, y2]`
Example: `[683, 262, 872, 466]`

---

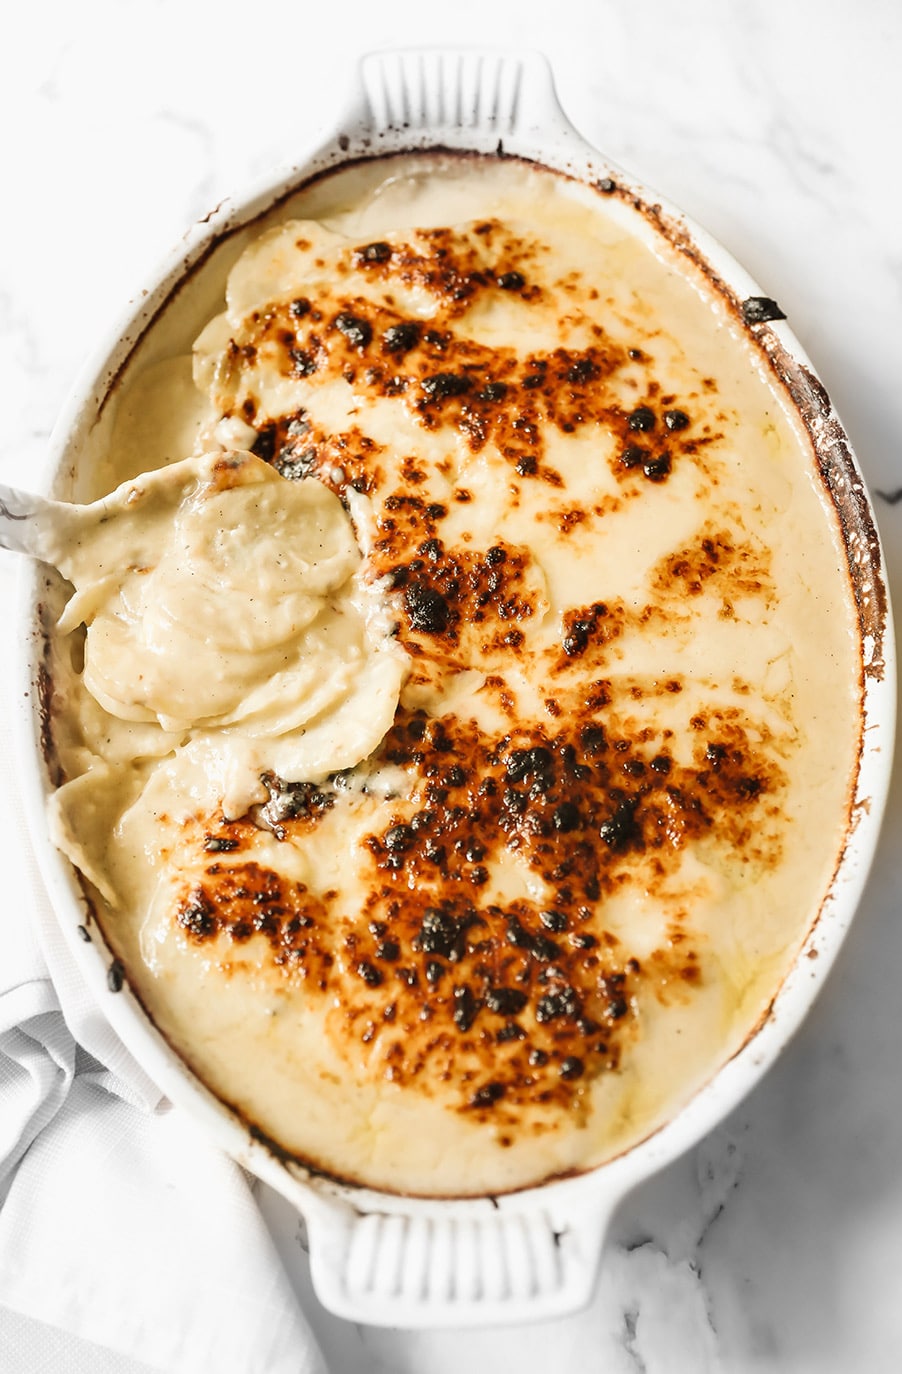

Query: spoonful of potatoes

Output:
[2, 451, 407, 808]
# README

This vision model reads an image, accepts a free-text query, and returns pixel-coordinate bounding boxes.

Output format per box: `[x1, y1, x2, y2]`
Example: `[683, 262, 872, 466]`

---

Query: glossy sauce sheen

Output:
[48, 156, 862, 1195]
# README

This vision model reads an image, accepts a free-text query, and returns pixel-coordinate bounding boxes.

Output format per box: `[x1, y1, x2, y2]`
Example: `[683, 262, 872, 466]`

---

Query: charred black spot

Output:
[628, 406, 656, 432]
[563, 619, 591, 656]
[535, 986, 580, 1022]
[484, 986, 529, 1015]
[419, 537, 443, 562]
[421, 372, 472, 400]
[384, 824, 416, 853]
[260, 775, 334, 831]
[559, 1056, 585, 1080]
[505, 915, 534, 950]
[275, 447, 318, 481]
[580, 725, 606, 755]
[469, 1080, 506, 1107]
[505, 916, 559, 963]
[382, 321, 420, 355]
[505, 747, 554, 783]
[334, 312, 372, 350]
[599, 799, 641, 852]
[289, 348, 317, 377]
[453, 984, 479, 1032]
[552, 801, 580, 832]
[177, 892, 217, 938]
[741, 296, 786, 325]
[404, 582, 450, 634]
[567, 358, 599, 385]
[416, 908, 464, 961]
[251, 426, 276, 462]
[355, 241, 392, 264]
[643, 454, 672, 482]
[530, 932, 561, 962]
[204, 836, 239, 853]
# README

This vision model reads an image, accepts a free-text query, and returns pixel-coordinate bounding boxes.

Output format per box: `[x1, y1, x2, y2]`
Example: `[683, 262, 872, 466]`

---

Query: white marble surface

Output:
[2, 1, 901, 1369]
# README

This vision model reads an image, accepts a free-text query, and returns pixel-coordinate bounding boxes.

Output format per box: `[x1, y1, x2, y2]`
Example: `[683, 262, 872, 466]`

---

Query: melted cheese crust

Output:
[49, 156, 861, 1196]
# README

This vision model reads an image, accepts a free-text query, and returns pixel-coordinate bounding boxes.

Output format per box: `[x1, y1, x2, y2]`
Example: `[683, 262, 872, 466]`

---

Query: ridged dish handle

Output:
[305, 1194, 612, 1327]
[338, 47, 584, 148]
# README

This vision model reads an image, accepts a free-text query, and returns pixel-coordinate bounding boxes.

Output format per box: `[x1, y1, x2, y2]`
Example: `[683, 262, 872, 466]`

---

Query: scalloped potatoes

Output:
[47, 155, 861, 1196]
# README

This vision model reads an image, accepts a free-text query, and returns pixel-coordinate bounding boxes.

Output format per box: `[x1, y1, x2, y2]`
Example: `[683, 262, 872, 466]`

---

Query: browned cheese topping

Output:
[168, 219, 783, 1130]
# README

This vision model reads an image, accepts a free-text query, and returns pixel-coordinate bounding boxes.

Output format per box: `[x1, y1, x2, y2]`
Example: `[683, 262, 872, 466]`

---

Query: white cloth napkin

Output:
[0, 567, 328, 1374]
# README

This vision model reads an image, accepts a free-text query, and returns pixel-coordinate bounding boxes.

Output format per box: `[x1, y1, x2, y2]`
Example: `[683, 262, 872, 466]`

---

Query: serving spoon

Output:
[0, 482, 95, 566]
[0, 452, 264, 571]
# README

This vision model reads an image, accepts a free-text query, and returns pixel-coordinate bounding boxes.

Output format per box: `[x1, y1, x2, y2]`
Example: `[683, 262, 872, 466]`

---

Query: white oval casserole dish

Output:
[14, 47, 895, 1327]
